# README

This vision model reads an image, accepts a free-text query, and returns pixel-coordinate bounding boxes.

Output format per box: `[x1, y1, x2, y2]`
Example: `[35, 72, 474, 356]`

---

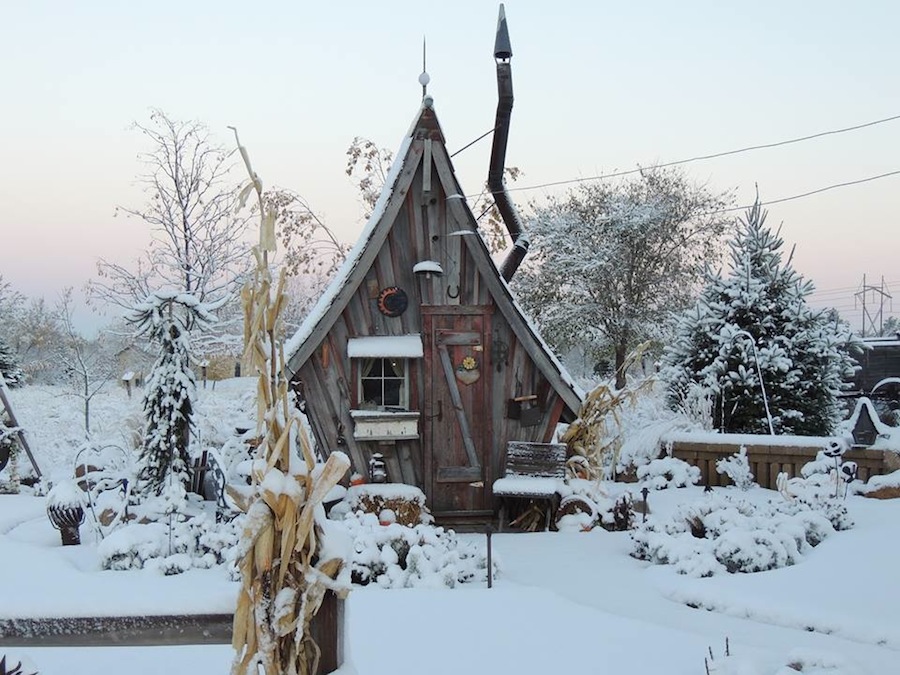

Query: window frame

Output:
[357, 356, 410, 411]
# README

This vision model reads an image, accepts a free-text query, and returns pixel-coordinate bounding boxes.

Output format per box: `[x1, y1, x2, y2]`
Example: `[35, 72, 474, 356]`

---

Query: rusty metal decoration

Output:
[376, 286, 409, 317]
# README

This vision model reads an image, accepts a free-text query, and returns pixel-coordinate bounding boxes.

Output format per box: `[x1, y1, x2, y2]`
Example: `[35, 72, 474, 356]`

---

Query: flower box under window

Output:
[350, 410, 420, 442]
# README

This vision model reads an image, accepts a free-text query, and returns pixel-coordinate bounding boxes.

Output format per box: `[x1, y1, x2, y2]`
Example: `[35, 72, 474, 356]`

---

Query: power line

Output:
[810, 280, 900, 299]
[477, 112, 900, 196]
[709, 170, 900, 215]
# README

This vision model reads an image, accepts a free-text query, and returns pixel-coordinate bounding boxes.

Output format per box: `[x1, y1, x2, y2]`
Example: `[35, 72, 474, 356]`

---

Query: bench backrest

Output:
[504, 441, 567, 479]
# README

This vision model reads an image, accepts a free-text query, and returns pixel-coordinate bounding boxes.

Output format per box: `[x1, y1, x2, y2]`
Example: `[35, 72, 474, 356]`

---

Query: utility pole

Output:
[855, 274, 892, 337]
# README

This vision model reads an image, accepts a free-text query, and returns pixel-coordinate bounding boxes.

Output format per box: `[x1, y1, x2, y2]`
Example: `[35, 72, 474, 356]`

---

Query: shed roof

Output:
[284, 101, 584, 414]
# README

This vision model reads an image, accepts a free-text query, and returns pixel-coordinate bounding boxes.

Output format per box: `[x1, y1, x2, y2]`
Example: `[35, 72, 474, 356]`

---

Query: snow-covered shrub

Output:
[341, 511, 494, 588]
[637, 457, 700, 490]
[129, 291, 216, 504]
[789, 496, 853, 533]
[631, 493, 839, 576]
[715, 446, 754, 490]
[801, 450, 837, 479]
[98, 509, 242, 573]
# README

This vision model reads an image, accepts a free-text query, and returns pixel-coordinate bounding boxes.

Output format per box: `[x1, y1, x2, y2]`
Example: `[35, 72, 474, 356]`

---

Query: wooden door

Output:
[423, 307, 493, 517]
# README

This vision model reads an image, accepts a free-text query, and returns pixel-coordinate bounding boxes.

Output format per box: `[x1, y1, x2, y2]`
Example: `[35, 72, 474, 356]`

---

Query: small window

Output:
[359, 358, 408, 410]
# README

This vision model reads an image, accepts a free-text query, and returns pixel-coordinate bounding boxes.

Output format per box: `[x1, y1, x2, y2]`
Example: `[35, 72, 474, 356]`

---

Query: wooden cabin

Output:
[285, 96, 583, 524]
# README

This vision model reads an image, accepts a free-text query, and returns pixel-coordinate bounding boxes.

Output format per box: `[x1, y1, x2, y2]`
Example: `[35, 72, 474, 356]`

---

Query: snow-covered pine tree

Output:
[662, 200, 857, 435]
[0, 335, 24, 387]
[129, 292, 215, 502]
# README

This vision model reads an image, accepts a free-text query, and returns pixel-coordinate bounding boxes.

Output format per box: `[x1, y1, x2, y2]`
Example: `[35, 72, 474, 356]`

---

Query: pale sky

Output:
[3, 1, 899, 334]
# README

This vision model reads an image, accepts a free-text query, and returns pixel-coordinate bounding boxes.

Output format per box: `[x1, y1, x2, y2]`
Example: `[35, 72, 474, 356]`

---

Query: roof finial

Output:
[494, 3, 512, 61]
[418, 36, 431, 98]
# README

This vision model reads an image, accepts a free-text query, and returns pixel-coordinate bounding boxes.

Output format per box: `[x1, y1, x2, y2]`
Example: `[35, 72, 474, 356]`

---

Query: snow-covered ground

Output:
[3, 382, 899, 674]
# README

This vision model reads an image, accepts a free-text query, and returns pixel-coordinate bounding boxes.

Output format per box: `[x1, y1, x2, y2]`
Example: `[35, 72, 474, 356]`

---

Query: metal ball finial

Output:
[420, 36, 430, 97]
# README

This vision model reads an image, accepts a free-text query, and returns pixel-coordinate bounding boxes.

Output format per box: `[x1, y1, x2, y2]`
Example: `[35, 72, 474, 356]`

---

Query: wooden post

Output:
[308, 591, 344, 674]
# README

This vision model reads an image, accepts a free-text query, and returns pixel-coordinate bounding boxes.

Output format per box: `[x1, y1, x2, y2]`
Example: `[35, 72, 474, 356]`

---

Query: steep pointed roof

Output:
[285, 102, 583, 412]
[283, 106, 424, 371]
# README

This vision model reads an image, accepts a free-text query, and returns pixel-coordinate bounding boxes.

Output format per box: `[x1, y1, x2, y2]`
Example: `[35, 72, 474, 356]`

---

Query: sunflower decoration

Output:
[455, 355, 480, 385]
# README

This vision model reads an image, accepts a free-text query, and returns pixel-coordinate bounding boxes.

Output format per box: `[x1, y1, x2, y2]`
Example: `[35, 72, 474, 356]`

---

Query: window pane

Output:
[362, 379, 383, 406]
[357, 357, 409, 409]
[383, 378, 402, 406]
[386, 359, 404, 377]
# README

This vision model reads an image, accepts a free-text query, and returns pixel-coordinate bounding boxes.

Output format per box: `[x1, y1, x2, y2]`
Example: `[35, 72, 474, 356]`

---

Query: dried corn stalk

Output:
[562, 342, 655, 480]
[230, 128, 350, 675]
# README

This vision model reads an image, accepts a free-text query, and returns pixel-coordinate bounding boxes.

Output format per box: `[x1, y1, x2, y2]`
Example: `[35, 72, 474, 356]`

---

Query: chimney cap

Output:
[494, 4, 512, 60]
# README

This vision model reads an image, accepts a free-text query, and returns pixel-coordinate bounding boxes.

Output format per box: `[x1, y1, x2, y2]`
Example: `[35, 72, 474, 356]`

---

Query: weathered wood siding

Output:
[293, 129, 569, 511]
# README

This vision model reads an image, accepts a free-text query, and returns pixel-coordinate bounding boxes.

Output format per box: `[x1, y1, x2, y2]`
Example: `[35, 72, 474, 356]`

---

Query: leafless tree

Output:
[263, 188, 349, 281]
[346, 136, 393, 221]
[8, 296, 66, 384]
[92, 110, 251, 324]
[57, 288, 118, 435]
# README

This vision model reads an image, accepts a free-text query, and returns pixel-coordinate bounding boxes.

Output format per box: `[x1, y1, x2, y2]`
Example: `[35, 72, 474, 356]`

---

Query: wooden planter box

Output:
[350, 410, 420, 442]
[665, 434, 891, 489]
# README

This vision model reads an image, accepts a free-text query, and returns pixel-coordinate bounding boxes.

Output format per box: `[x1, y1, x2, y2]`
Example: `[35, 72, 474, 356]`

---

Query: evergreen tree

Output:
[662, 201, 857, 435]
[130, 292, 214, 501]
[0, 334, 24, 387]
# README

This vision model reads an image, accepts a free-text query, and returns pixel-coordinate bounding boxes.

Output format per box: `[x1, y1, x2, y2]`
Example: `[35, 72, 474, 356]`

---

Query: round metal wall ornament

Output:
[376, 286, 409, 317]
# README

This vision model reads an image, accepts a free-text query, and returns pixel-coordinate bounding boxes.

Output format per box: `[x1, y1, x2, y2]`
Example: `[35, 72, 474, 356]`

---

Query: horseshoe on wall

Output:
[447, 284, 460, 299]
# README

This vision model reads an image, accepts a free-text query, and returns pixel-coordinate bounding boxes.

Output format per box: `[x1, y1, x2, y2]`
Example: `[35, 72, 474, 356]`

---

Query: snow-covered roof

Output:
[283, 129, 415, 367]
[841, 396, 893, 441]
[347, 335, 423, 359]
[283, 100, 584, 413]
[860, 336, 900, 348]
[871, 377, 900, 394]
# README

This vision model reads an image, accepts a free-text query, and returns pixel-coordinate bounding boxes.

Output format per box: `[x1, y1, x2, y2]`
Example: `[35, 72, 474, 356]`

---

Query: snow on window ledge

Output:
[347, 335, 423, 358]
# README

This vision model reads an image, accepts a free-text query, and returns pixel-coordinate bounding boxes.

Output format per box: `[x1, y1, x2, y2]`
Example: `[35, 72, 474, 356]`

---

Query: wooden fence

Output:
[666, 436, 891, 490]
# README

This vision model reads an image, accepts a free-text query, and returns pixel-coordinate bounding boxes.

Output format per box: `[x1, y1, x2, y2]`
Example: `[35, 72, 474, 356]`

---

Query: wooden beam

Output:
[422, 139, 432, 197]
[438, 344, 480, 468]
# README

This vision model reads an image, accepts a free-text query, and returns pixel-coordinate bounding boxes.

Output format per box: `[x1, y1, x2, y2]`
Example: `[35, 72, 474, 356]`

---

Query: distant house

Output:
[115, 343, 154, 389]
[849, 335, 900, 402]
[284, 10, 582, 524]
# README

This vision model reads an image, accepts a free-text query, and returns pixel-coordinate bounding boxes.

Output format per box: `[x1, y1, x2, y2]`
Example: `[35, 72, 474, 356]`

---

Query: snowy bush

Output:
[340, 511, 495, 588]
[801, 450, 836, 479]
[630, 493, 842, 576]
[715, 446, 754, 490]
[637, 457, 700, 490]
[98, 509, 242, 573]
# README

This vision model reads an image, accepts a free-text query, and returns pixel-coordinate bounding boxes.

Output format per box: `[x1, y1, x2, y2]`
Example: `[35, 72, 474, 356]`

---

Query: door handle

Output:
[426, 400, 443, 421]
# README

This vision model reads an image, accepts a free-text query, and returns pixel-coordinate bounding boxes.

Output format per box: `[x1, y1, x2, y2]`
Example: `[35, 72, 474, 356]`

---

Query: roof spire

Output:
[494, 3, 512, 61]
[418, 36, 431, 98]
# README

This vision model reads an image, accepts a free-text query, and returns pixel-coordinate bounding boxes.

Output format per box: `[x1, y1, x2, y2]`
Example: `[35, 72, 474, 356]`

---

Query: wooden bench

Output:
[493, 441, 567, 531]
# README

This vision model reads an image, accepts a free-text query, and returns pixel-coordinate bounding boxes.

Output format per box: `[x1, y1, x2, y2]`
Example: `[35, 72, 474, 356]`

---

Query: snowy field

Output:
[2, 382, 899, 674]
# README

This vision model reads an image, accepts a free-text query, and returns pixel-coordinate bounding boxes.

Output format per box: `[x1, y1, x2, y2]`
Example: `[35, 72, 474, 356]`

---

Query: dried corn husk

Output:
[229, 129, 350, 675]
[562, 342, 655, 480]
